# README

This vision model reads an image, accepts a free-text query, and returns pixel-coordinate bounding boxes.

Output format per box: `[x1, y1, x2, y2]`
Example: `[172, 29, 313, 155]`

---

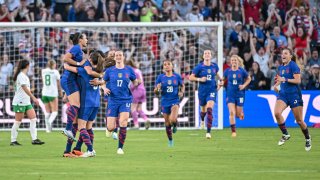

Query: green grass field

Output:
[0, 128, 319, 180]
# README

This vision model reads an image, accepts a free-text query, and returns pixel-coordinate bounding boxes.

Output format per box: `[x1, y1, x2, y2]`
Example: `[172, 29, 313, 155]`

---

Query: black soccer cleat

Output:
[32, 139, 45, 145]
[10, 141, 22, 146]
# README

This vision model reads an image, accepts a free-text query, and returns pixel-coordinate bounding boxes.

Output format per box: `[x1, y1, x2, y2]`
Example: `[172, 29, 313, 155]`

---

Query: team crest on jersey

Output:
[207, 69, 211, 73]
[118, 73, 122, 78]
[282, 70, 285, 75]
[233, 74, 236, 78]
[168, 80, 172, 85]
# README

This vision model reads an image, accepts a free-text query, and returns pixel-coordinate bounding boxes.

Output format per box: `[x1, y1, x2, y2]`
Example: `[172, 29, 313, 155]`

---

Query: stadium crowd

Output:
[0, 0, 320, 94]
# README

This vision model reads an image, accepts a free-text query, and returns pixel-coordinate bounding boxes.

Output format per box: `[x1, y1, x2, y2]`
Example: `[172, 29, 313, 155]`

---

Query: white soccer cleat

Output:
[80, 150, 96, 158]
[200, 121, 205, 129]
[62, 129, 76, 142]
[117, 148, 124, 155]
[112, 132, 118, 140]
[106, 129, 112, 138]
[206, 133, 211, 139]
[278, 134, 291, 146]
[305, 136, 312, 152]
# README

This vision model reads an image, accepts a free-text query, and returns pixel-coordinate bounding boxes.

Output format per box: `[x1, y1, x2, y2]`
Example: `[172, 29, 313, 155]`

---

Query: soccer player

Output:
[154, 59, 184, 147]
[60, 32, 87, 141]
[92, 50, 140, 155]
[63, 51, 104, 157]
[41, 60, 62, 133]
[223, 55, 251, 137]
[10, 60, 45, 146]
[126, 59, 150, 129]
[273, 48, 312, 151]
[189, 50, 223, 139]
[103, 50, 119, 139]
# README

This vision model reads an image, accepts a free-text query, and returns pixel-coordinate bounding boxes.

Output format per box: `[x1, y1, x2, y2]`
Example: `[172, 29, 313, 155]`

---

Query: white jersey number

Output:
[117, 80, 123, 87]
[167, 86, 173, 92]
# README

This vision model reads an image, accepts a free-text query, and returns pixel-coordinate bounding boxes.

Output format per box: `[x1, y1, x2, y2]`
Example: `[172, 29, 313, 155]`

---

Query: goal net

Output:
[0, 22, 223, 131]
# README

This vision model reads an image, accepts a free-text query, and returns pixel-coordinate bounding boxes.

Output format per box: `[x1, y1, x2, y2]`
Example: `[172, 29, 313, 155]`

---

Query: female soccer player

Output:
[189, 50, 223, 139]
[10, 60, 45, 146]
[127, 59, 150, 129]
[273, 48, 311, 151]
[154, 59, 184, 147]
[41, 60, 62, 132]
[223, 55, 251, 137]
[61, 32, 87, 141]
[92, 50, 140, 155]
[103, 50, 119, 139]
[63, 51, 104, 157]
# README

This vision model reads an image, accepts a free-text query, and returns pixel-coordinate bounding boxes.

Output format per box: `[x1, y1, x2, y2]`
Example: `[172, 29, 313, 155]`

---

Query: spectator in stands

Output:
[12, 0, 31, 22]
[123, 0, 140, 22]
[307, 64, 320, 90]
[0, 2, 13, 22]
[185, 5, 204, 36]
[229, 21, 243, 47]
[175, 0, 192, 20]
[248, 61, 267, 90]
[271, 26, 287, 48]
[243, 0, 263, 24]
[224, 10, 235, 49]
[136, 38, 155, 83]
[102, 0, 124, 22]
[123, 37, 136, 61]
[250, 32, 270, 77]
[229, 0, 244, 23]
[0, 54, 13, 91]
[307, 48, 320, 67]
[197, 0, 211, 19]
[140, 0, 158, 22]
[54, 0, 72, 22]
[167, 8, 183, 22]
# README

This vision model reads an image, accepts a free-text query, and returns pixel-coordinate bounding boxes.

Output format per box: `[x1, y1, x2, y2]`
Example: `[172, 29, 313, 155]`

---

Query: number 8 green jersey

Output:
[41, 68, 60, 97]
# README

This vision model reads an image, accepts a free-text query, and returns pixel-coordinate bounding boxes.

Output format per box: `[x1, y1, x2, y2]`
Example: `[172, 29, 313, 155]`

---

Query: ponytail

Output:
[13, 60, 29, 81]
[69, 32, 83, 45]
[90, 52, 104, 73]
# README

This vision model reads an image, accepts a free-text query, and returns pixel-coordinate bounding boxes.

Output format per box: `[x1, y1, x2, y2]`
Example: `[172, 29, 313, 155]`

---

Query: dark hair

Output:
[13, 60, 29, 81]
[297, 26, 307, 39]
[69, 32, 83, 45]
[90, 52, 104, 73]
[282, 47, 296, 62]
[126, 59, 138, 69]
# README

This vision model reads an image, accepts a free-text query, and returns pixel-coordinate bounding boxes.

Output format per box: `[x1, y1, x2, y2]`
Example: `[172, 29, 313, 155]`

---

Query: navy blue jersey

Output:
[278, 61, 301, 94]
[104, 66, 136, 104]
[62, 44, 83, 79]
[192, 62, 219, 95]
[77, 61, 100, 108]
[155, 73, 183, 107]
[224, 67, 249, 97]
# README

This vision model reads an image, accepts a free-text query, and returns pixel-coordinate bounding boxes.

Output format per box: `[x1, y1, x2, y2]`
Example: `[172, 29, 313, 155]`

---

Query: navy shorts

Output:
[198, 91, 217, 106]
[107, 103, 131, 117]
[161, 103, 179, 114]
[60, 75, 79, 96]
[78, 107, 99, 121]
[277, 93, 303, 108]
[226, 95, 245, 107]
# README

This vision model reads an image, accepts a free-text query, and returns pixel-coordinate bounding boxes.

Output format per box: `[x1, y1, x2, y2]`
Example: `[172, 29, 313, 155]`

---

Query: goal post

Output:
[0, 22, 223, 130]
